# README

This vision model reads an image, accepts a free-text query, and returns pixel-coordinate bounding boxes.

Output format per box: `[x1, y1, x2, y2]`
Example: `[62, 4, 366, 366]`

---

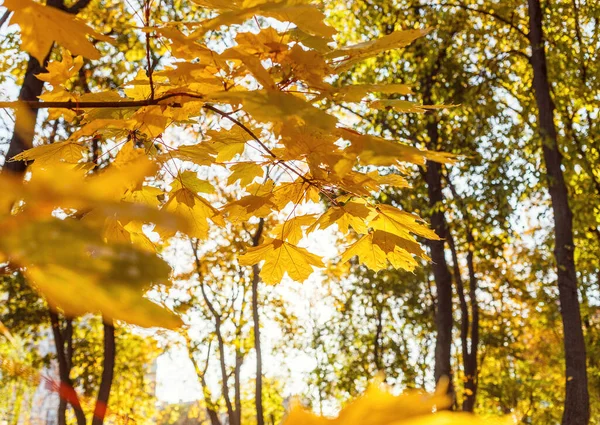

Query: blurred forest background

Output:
[0, 1, 598, 425]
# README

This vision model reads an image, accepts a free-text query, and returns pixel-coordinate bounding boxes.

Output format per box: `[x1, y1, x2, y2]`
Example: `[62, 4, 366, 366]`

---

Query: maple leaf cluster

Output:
[1, 0, 452, 329]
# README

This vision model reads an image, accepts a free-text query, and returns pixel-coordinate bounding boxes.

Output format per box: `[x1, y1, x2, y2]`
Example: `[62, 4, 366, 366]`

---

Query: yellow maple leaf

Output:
[341, 228, 428, 272]
[123, 186, 164, 208]
[69, 118, 137, 142]
[273, 180, 320, 209]
[206, 126, 253, 162]
[239, 238, 323, 284]
[221, 194, 276, 222]
[209, 90, 337, 130]
[369, 171, 410, 188]
[172, 170, 216, 194]
[103, 216, 132, 244]
[192, 2, 336, 39]
[228, 162, 265, 187]
[370, 204, 440, 240]
[155, 27, 213, 61]
[36, 51, 84, 87]
[339, 129, 429, 167]
[0, 218, 181, 329]
[234, 28, 290, 56]
[223, 48, 277, 89]
[102, 217, 156, 253]
[11, 140, 86, 166]
[284, 379, 450, 425]
[132, 106, 171, 138]
[166, 143, 217, 166]
[340, 232, 388, 271]
[270, 214, 317, 244]
[280, 44, 333, 90]
[162, 188, 219, 239]
[113, 140, 148, 168]
[284, 379, 511, 425]
[334, 83, 413, 102]
[327, 29, 429, 70]
[310, 201, 375, 234]
[268, 4, 336, 38]
[4, 0, 111, 64]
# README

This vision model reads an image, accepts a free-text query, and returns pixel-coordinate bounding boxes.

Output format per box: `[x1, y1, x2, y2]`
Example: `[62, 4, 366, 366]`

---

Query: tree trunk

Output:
[252, 219, 265, 425]
[3, 56, 45, 173]
[92, 320, 116, 425]
[373, 303, 383, 372]
[445, 177, 480, 412]
[423, 116, 454, 401]
[527, 0, 589, 423]
[57, 319, 74, 425]
[463, 228, 479, 412]
[49, 311, 86, 425]
[416, 40, 455, 402]
[3, 0, 64, 172]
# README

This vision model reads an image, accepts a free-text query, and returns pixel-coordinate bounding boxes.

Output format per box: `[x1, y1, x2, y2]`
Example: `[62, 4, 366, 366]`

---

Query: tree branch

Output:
[0, 93, 205, 110]
[190, 240, 236, 424]
[0, 10, 12, 28]
[186, 336, 222, 425]
[437, 2, 529, 39]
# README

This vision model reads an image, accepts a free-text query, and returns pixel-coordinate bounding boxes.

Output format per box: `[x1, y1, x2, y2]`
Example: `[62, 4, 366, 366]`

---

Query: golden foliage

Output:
[1, 0, 455, 329]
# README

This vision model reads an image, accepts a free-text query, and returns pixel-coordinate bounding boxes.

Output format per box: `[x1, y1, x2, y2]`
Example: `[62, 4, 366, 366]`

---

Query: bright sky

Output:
[154, 214, 340, 405]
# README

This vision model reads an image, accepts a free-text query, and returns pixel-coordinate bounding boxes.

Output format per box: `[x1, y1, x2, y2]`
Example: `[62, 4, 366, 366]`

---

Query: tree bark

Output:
[526, 0, 589, 423]
[463, 228, 479, 412]
[57, 319, 73, 425]
[49, 311, 86, 425]
[424, 154, 454, 399]
[251, 219, 265, 425]
[417, 40, 455, 402]
[92, 320, 116, 425]
[3, 55, 45, 173]
[3, 0, 61, 172]
[373, 302, 383, 372]
[445, 176, 480, 412]
[447, 226, 479, 412]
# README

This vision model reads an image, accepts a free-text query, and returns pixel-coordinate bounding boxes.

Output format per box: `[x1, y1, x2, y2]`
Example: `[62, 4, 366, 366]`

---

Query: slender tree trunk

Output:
[192, 243, 236, 425]
[3, 0, 62, 172]
[191, 241, 235, 425]
[92, 320, 116, 425]
[448, 227, 479, 412]
[445, 177, 480, 412]
[57, 319, 74, 425]
[527, 1, 589, 423]
[49, 311, 86, 425]
[3, 56, 45, 173]
[233, 351, 243, 425]
[463, 228, 479, 412]
[424, 119, 454, 400]
[251, 219, 265, 425]
[416, 40, 455, 402]
[373, 303, 383, 372]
